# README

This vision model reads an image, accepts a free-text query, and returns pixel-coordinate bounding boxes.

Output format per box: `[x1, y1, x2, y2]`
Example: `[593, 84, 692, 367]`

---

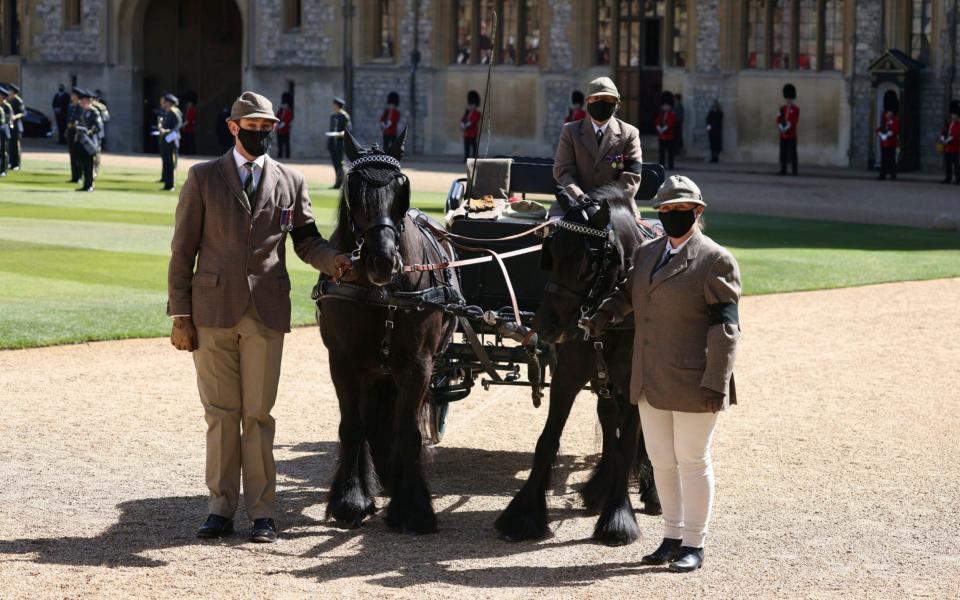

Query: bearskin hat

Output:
[387, 91, 400, 106]
[467, 90, 481, 106]
[660, 91, 675, 107]
[571, 90, 585, 105]
[783, 83, 797, 100]
[950, 99, 960, 116]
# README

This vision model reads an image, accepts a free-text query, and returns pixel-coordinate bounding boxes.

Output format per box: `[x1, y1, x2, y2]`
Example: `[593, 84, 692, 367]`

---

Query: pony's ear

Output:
[387, 128, 407, 160]
[555, 187, 579, 212]
[344, 129, 363, 162]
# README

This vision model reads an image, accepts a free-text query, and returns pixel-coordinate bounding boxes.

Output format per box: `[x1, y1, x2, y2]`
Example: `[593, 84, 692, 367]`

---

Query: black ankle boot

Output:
[640, 537, 682, 565]
[668, 546, 705, 572]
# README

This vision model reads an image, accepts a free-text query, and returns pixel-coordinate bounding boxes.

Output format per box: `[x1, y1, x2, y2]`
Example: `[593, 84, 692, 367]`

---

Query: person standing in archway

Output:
[275, 92, 293, 159]
[876, 108, 900, 181]
[158, 93, 183, 191]
[656, 92, 677, 170]
[181, 97, 198, 156]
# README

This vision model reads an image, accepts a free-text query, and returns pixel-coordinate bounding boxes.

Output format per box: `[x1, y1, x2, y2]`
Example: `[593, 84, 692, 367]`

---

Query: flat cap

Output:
[229, 91, 280, 121]
[586, 77, 620, 100]
[653, 174, 706, 208]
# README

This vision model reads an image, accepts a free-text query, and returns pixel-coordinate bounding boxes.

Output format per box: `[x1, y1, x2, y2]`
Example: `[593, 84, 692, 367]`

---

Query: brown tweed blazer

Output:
[167, 151, 339, 332]
[553, 116, 643, 203]
[599, 229, 742, 412]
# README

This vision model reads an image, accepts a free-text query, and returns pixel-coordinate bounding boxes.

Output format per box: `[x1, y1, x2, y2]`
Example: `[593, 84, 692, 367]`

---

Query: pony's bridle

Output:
[343, 152, 408, 262]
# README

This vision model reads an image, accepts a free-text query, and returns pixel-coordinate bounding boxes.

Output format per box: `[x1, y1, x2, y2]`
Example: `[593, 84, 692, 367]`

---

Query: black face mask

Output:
[658, 209, 697, 238]
[587, 101, 617, 122]
[237, 127, 274, 156]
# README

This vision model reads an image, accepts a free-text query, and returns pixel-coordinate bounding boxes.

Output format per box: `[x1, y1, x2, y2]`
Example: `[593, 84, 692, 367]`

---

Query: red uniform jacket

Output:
[565, 108, 587, 123]
[182, 105, 197, 135]
[655, 110, 676, 141]
[462, 109, 481, 139]
[276, 107, 293, 135]
[941, 121, 960, 153]
[778, 104, 799, 140]
[876, 114, 900, 149]
[380, 107, 400, 136]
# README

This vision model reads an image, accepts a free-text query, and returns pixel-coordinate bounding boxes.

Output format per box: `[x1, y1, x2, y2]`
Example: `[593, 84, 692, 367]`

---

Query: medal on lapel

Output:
[279, 207, 294, 232]
[604, 154, 625, 170]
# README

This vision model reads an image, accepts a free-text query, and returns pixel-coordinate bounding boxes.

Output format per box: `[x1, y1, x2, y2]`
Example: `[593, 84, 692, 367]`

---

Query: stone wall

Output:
[848, 0, 883, 168]
[256, 0, 335, 67]
[32, 0, 104, 63]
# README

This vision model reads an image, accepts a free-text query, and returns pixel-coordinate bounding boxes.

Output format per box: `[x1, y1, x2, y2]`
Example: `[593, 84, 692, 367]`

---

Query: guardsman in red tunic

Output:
[940, 101, 960, 184]
[777, 83, 799, 176]
[380, 91, 401, 150]
[565, 90, 587, 123]
[876, 109, 900, 180]
[656, 91, 677, 170]
[460, 90, 482, 162]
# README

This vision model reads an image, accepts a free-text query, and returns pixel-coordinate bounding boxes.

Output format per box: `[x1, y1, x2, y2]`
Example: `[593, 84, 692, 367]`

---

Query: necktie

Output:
[243, 162, 256, 202]
[596, 128, 604, 147]
[651, 250, 676, 279]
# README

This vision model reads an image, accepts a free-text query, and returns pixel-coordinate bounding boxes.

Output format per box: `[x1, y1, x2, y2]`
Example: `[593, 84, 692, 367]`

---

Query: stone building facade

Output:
[0, 0, 957, 170]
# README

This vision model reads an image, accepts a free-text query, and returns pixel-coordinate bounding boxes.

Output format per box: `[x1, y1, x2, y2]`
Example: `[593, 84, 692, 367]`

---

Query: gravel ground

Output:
[2, 279, 959, 599]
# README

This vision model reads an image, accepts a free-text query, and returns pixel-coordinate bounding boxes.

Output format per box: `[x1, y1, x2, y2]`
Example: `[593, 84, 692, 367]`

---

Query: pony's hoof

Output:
[593, 499, 640, 546]
[494, 495, 549, 542]
[385, 499, 438, 535]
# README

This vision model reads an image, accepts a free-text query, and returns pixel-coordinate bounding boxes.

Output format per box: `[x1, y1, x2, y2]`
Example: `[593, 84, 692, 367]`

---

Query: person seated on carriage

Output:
[551, 77, 643, 218]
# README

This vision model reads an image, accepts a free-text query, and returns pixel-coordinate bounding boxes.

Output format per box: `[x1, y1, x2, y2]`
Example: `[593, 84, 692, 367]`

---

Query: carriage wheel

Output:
[428, 401, 450, 445]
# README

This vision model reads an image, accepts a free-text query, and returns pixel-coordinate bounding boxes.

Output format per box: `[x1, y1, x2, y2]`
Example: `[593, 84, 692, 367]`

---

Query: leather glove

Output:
[578, 310, 612, 339]
[701, 387, 726, 413]
[171, 316, 197, 352]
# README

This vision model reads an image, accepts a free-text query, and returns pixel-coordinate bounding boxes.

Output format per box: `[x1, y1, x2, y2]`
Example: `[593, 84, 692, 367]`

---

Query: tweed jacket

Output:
[167, 151, 340, 332]
[599, 229, 742, 413]
[553, 116, 643, 203]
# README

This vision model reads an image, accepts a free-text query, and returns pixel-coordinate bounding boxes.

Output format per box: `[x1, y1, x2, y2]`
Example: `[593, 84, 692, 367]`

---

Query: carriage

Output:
[423, 156, 666, 443]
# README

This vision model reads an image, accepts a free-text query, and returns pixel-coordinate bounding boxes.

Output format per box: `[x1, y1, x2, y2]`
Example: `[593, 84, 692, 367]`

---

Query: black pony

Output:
[495, 185, 660, 546]
[317, 129, 459, 534]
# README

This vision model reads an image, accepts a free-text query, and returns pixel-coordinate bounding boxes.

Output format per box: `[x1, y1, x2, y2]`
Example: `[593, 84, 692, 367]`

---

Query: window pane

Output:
[378, 0, 394, 59]
[499, 0, 518, 64]
[745, 0, 765, 69]
[771, 0, 791, 69]
[596, 0, 613, 65]
[910, 0, 931, 64]
[673, 0, 688, 67]
[454, 0, 471, 64]
[618, 0, 642, 67]
[797, 0, 816, 70]
[523, 0, 540, 65]
[823, 0, 844, 70]
[479, 0, 495, 64]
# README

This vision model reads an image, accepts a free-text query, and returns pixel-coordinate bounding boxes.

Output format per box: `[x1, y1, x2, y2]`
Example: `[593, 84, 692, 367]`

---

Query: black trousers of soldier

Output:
[0, 133, 8, 174]
[464, 137, 478, 162]
[79, 150, 95, 190]
[9, 128, 21, 169]
[878, 147, 897, 180]
[382, 134, 396, 152]
[67, 138, 81, 181]
[160, 141, 178, 189]
[56, 115, 67, 144]
[779, 138, 798, 175]
[276, 134, 290, 159]
[659, 139, 675, 170]
[330, 144, 344, 188]
[944, 152, 960, 184]
[181, 132, 196, 156]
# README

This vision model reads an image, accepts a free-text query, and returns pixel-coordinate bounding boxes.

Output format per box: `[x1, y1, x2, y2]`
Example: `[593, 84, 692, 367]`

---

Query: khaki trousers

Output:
[194, 302, 284, 520]
[638, 399, 719, 548]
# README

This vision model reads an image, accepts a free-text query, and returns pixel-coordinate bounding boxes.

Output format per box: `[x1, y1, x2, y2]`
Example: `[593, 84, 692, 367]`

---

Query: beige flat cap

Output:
[229, 91, 279, 122]
[586, 77, 620, 100]
[653, 174, 706, 208]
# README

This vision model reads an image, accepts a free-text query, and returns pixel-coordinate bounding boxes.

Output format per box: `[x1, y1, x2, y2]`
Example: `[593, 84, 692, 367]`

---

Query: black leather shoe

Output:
[251, 518, 278, 543]
[197, 514, 234, 539]
[641, 537, 683, 565]
[668, 546, 705, 572]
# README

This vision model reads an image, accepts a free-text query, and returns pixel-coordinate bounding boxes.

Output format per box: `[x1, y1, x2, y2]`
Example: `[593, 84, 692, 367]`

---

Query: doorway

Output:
[141, 0, 242, 155]
[613, 0, 664, 135]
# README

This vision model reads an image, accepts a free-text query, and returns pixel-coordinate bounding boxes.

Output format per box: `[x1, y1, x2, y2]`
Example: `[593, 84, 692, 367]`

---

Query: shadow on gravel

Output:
[0, 439, 643, 586]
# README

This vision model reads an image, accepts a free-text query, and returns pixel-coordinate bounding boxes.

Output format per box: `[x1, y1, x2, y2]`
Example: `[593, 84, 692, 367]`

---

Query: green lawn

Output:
[1, 160, 958, 349]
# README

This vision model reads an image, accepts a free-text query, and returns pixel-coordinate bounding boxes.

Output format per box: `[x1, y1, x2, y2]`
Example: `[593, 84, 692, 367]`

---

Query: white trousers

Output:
[638, 399, 719, 548]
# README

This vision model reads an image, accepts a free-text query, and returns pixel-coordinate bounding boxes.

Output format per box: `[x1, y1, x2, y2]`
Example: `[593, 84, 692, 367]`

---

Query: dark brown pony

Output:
[495, 185, 660, 546]
[318, 130, 459, 534]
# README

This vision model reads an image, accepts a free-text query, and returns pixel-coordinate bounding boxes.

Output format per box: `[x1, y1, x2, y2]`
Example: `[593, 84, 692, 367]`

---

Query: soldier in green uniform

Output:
[5, 84, 24, 171]
[66, 88, 83, 183]
[0, 85, 10, 177]
[327, 96, 351, 189]
[158, 92, 183, 191]
[74, 89, 103, 192]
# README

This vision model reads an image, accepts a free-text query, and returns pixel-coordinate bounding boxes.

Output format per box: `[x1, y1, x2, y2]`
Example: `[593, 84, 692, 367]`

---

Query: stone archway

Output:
[139, 0, 243, 155]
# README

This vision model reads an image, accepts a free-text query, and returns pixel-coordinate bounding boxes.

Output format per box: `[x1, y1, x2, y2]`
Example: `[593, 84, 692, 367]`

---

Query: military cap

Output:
[6, 83, 19, 94]
[585, 77, 620, 100]
[229, 91, 280, 121]
[0, 85, 8, 96]
[71, 86, 83, 95]
[333, 96, 346, 107]
[77, 88, 95, 99]
[783, 83, 797, 99]
[653, 174, 706, 208]
[162, 92, 179, 105]
[467, 90, 481, 105]
[387, 90, 400, 105]
[571, 90, 584, 105]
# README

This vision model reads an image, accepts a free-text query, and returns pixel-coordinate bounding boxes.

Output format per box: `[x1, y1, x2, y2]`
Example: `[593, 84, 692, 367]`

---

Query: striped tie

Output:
[243, 162, 256, 202]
